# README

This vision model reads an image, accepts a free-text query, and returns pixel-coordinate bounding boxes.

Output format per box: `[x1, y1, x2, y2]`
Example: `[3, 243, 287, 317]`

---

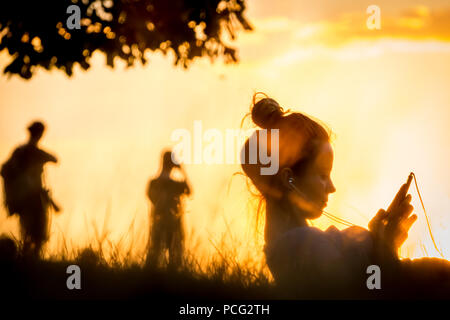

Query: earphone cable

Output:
[411, 173, 444, 258]
[322, 210, 356, 227]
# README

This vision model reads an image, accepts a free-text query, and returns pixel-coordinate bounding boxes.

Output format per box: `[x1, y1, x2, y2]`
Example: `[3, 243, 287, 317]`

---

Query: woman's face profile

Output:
[291, 142, 336, 219]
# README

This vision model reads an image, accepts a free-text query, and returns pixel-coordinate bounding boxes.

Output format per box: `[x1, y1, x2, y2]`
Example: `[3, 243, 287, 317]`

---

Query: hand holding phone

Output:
[369, 173, 417, 255]
[387, 173, 412, 210]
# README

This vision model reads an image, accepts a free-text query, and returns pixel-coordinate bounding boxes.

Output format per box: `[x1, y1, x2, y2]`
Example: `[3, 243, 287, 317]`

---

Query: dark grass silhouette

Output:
[0, 235, 449, 300]
[0, 235, 275, 300]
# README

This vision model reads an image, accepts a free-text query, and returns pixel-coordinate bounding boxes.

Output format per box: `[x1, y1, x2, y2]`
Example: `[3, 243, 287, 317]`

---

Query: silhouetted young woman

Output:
[240, 94, 448, 299]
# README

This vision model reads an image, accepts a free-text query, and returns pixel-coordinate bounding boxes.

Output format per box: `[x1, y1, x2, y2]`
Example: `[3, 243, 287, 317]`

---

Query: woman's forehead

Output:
[315, 142, 334, 170]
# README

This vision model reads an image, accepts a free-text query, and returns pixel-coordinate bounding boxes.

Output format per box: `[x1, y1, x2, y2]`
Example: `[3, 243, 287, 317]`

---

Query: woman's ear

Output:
[280, 167, 294, 190]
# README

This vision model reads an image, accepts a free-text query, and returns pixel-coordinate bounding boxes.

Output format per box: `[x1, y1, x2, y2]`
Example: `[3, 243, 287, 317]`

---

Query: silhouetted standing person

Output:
[146, 151, 191, 268]
[1, 121, 60, 257]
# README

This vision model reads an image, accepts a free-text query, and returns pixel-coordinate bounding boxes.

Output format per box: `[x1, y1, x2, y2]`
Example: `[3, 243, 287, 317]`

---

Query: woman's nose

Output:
[327, 179, 336, 193]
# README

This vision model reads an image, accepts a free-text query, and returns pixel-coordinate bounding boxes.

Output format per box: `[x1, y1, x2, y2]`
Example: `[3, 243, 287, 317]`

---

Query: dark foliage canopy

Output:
[0, 0, 252, 79]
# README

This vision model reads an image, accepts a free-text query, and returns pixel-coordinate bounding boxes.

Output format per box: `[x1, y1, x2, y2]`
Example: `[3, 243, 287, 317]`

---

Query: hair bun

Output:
[251, 98, 283, 129]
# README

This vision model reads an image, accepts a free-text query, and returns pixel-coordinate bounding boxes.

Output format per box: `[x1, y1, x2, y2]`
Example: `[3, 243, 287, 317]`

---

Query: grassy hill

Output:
[1, 236, 449, 300]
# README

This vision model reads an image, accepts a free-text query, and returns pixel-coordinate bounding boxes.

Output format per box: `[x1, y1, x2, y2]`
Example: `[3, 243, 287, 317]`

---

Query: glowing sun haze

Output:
[0, 0, 449, 263]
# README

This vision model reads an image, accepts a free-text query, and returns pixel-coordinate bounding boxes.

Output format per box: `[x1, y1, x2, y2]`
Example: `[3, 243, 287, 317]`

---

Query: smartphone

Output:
[387, 172, 413, 213]
[405, 172, 413, 193]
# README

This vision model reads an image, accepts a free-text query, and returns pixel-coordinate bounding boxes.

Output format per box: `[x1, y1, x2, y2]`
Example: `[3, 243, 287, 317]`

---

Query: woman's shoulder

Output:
[337, 225, 374, 250]
[275, 224, 372, 242]
[277, 225, 359, 243]
[282, 225, 324, 238]
[265, 225, 376, 298]
[269, 226, 341, 261]
[266, 227, 348, 286]
[267, 225, 373, 261]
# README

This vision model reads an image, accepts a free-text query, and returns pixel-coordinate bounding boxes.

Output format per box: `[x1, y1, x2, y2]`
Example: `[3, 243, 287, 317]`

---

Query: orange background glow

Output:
[1, 0, 449, 265]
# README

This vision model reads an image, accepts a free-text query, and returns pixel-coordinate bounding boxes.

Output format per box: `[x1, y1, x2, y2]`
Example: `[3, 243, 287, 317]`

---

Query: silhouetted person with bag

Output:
[1, 121, 60, 257]
[146, 151, 191, 269]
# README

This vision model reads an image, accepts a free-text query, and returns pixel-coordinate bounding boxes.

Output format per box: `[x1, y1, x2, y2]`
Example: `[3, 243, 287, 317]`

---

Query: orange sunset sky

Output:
[0, 0, 449, 265]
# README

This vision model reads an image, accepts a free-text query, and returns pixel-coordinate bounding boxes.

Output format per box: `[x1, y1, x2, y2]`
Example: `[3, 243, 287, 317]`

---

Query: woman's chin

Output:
[306, 204, 326, 219]
[306, 210, 323, 220]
